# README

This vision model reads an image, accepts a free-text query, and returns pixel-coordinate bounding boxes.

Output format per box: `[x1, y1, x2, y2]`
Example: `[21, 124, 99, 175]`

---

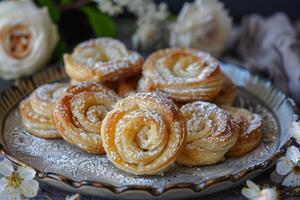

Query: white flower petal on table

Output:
[19, 179, 39, 198]
[17, 166, 36, 181]
[258, 188, 279, 200]
[246, 180, 260, 192]
[286, 146, 300, 164]
[241, 187, 260, 199]
[290, 121, 300, 144]
[0, 158, 14, 176]
[0, 188, 21, 200]
[276, 157, 294, 175]
[282, 171, 300, 187]
[0, 177, 8, 192]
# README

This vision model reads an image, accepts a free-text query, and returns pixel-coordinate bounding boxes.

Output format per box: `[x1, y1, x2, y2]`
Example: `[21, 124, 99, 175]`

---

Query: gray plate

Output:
[0, 63, 297, 200]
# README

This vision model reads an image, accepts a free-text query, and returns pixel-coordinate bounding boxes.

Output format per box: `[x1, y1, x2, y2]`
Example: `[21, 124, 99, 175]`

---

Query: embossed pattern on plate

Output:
[0, 63, 297, 199]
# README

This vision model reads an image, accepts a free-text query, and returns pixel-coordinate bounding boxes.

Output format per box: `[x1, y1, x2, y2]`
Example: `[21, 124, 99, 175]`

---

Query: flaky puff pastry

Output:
[177, 101, 239, 166]
[53, 81, 120, 154]
[64, 38, 143, 83]
[101, 92, 186, 175]
[139, 48, 223, 102]
[213, 74, 236, 106]
[19, 83, 69, 139]
[223, 107, 262, 157]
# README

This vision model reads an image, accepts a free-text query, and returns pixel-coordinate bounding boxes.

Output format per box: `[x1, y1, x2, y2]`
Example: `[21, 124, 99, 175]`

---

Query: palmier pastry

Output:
[139, 48, 223, 102]
[53, 81, 120, 154]
[101, 92, 186, 175]
[19, 83, 69, 139]
[177, 101, 239, 166]
[64, 38, 143, 83]
[213, 74, 236, 106]
[224, 107, 262, 157]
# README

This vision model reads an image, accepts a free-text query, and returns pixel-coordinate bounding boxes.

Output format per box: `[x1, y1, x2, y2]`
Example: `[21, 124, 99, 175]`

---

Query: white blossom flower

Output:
[94, 0, 124, 16]
[276, 145, 300, 187]
[241, 180, 279, 200]
[132, 22, 167, 50]
[169, 0, 232, 56]
[94, 0, 169, 50]
[290, 121, 300, 144]
[0, 0, 59, 80]
[0, 158, 39, 200]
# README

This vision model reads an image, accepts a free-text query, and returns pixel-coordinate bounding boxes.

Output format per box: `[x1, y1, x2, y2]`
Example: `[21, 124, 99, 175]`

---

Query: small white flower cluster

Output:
[94, 0, 169, 23]
[0, 158, 39, 200]
[93, 0, 125, 16]
[93, 0, 169, 50]
[273, 145, 300, 187]
[242, 181, 278, 200]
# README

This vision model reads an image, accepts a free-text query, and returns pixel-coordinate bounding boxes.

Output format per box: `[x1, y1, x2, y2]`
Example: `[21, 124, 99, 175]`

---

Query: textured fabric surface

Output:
[234, 13, 300, 105]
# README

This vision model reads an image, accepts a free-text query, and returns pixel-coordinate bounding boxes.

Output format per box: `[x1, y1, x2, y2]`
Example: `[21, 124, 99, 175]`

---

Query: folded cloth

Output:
[235, 13, 300, 104]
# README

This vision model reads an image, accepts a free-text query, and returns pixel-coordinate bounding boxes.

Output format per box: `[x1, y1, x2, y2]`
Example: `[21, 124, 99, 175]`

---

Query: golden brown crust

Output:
[64, 38, 143, 82]
[101, 92, 186, 175]
[52, 81, 120, 154]
[139, 48, 223, 102]
[177, 101, 239, 166]
[29, 83, 69, 117]
[213, 74, 236, 106]
[19, 83, 69, 139]
[223, 107, 262, 157]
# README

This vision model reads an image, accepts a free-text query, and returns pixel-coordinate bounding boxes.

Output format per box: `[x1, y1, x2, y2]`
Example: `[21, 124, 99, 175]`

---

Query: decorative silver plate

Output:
[0, 63, 297, 200]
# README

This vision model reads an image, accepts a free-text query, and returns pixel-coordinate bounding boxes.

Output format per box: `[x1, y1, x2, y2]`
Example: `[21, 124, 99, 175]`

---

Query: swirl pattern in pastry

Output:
[19, 83, 69, 139]
[213, 74, 236, 106]
[64, 38, 143, 83]
[140, 48, 223, 102]
[223, 107, 262, 157]
[101, 92, 186, 175]
[53, 81, 120, 154]
[177, 101, 239, 166]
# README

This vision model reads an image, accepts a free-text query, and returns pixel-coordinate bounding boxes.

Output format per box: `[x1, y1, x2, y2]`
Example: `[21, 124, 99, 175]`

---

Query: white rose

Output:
[0, 0, 59, 80]
[169, 0, 232, 56]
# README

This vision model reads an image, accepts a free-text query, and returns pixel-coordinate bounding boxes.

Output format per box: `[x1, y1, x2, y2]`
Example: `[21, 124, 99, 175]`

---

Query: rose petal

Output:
[286, 146, 300, 164]
[276, 158, 293, 175]
[19, 179, 39, 198]
[282, 171, 300, 187]
[17, 166, 35, 181]
[0, 159, 14, 176]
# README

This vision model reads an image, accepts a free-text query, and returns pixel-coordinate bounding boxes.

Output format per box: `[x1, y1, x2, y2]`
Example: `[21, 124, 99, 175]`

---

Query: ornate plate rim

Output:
[0, 63, 298, 196]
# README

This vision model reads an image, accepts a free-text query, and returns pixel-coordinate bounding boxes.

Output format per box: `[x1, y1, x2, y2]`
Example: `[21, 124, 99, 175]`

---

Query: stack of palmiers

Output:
[19, 38, 262, 175]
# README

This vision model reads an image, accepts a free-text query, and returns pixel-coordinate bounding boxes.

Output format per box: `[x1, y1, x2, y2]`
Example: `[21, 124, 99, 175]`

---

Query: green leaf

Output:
[60, 0, 73, 5]
[36, 0, 60, 23]
[81, 6, 117, 37]
[51, 40, 67, 62]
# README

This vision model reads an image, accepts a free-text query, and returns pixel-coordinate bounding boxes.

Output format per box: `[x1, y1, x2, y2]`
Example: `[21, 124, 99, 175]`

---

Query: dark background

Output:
[58, 0, 300, 48]
[161, 0, 300, 22]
